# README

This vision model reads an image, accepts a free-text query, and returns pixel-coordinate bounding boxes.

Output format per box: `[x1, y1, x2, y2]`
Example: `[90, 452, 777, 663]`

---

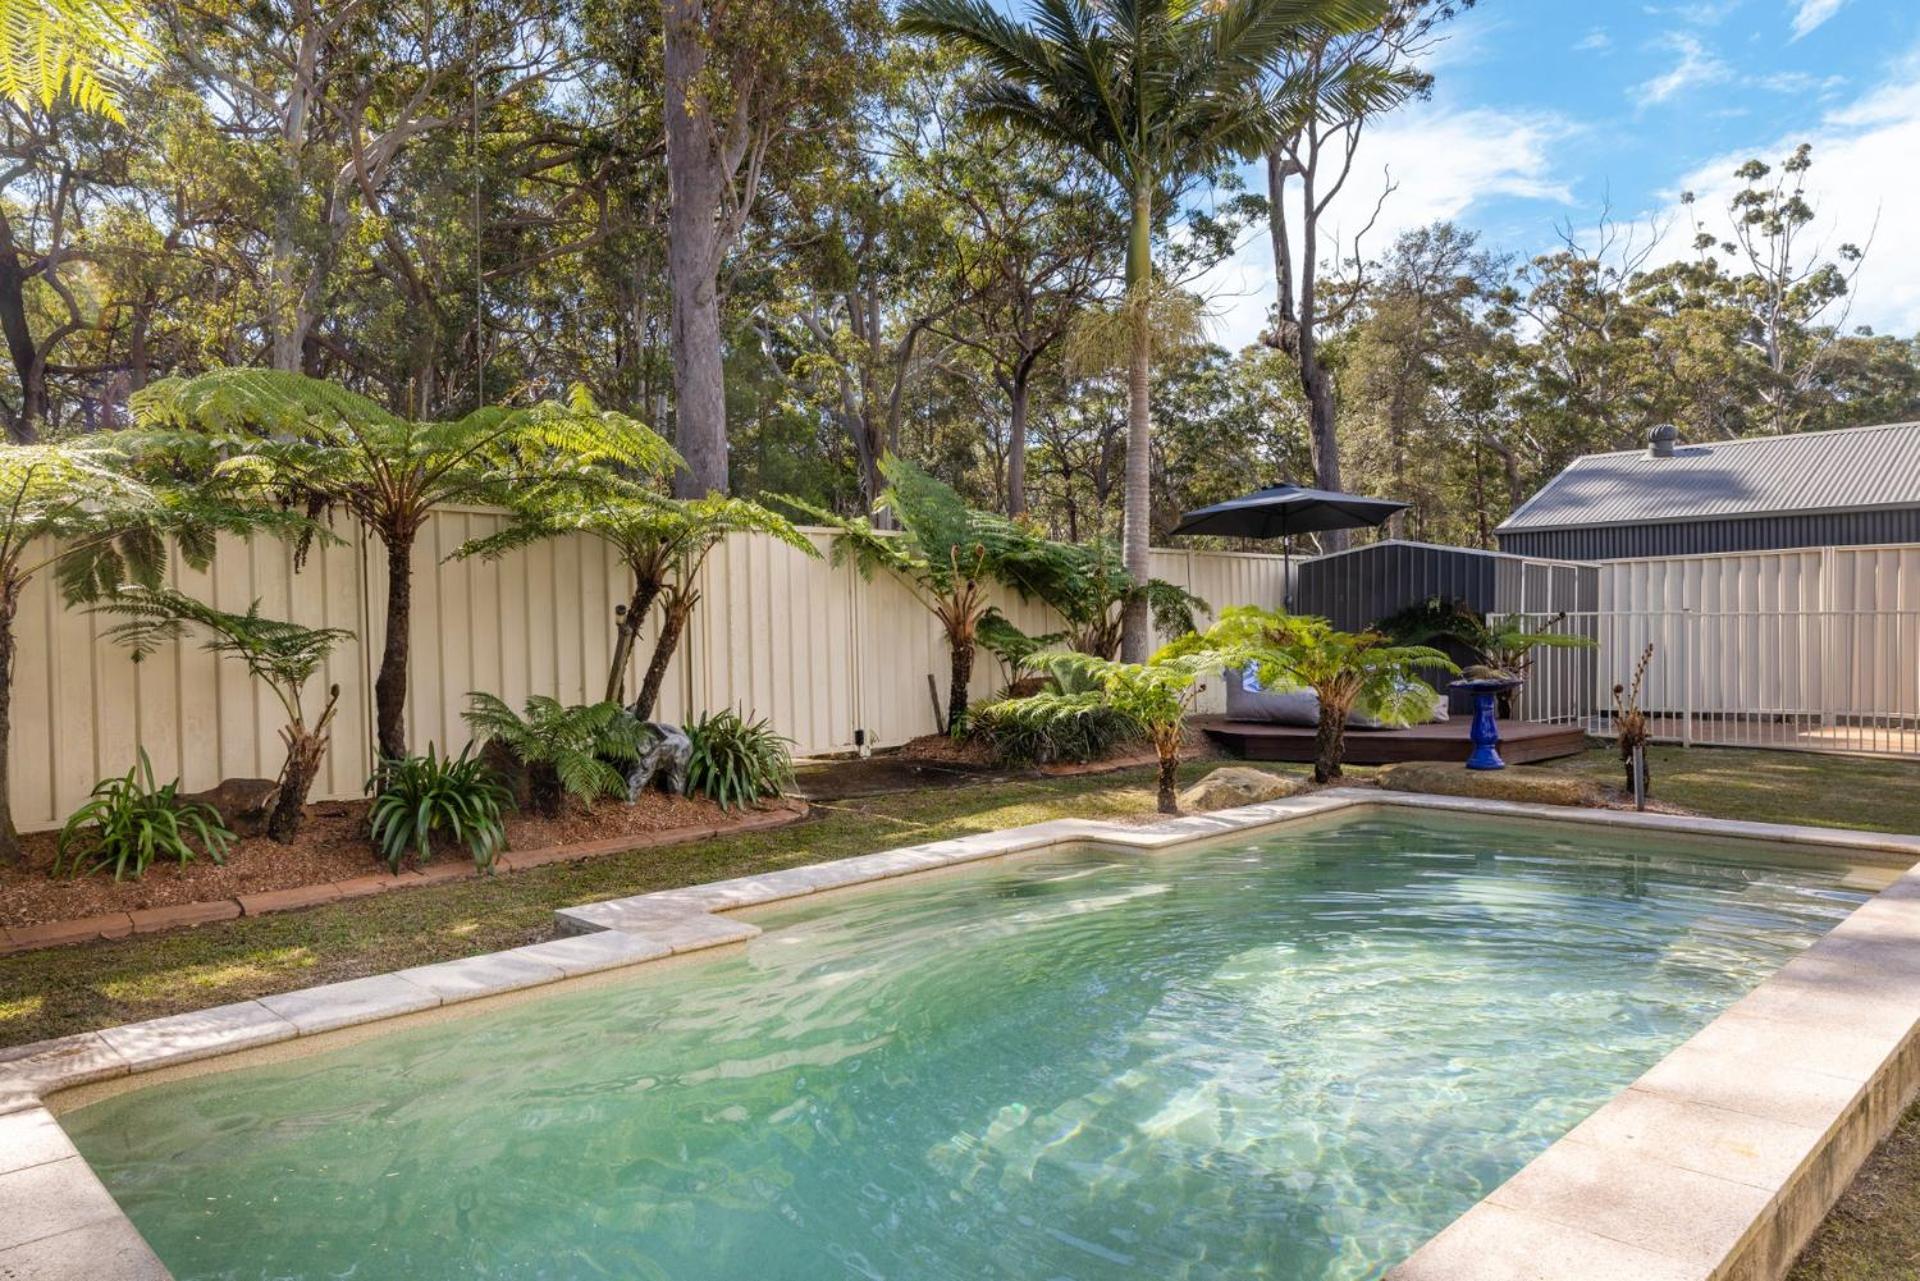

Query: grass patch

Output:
[1545, 743, 1920, 835]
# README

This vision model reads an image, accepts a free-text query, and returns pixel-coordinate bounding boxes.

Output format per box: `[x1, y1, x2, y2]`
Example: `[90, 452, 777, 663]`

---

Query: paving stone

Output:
[97, 1001, 296, 1072]
[1387, 1200, 1698, 1281]
[0, 1216, 171, 1280]
[0, 1034, 127, 1112]
[1485, 1136, 1772, 1271]
[1674, 1008, 1899, 1087]
[0, 1156, 127, 1251]
[1633, 1042, 1865, 1132]
[128, 899, 241, 934]
[507, 931, 674, 977]
[0, 1108, 75, 1177]
[258, 973, 440, 1035]
[395, 951, 566, 1002]
[1563, 1087, 1825, 1192]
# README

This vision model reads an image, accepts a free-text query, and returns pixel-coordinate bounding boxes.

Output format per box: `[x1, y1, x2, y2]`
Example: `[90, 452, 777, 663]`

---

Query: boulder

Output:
[624, 721, 693, 799]
[1377, 760, 1605, 808]
[179, 777, 279, 839]
[1177, 766, 1307, 812]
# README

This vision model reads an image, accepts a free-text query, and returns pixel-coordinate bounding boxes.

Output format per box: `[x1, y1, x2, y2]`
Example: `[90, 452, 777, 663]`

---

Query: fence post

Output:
[1682, 608, 1695, 748]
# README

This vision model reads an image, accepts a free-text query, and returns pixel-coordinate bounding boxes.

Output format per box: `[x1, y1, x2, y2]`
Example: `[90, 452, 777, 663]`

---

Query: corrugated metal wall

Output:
[1293, 540, 1597, 628]
[9, 512, 1290, 832]
[1497, 508, 1920, 561]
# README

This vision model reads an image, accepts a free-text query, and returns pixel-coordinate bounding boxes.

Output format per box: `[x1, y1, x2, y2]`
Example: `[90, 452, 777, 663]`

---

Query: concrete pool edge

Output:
[2, 789, 1917, 1281]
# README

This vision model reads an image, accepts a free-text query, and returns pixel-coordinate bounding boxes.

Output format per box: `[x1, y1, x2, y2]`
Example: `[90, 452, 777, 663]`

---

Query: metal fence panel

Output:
[9, 516, 1291, 831]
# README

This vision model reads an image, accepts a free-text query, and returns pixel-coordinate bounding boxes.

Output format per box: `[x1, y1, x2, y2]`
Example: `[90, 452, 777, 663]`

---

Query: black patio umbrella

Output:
[1168, 485, 1408, 608]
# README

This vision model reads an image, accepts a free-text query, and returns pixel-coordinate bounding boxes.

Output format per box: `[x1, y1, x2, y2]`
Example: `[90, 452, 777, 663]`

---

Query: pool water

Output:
[64, 813, 1897, 1281]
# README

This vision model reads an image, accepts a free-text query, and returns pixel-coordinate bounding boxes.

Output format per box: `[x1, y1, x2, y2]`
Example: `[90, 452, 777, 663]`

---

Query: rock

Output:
[1377, 760, 1605, 808]
[1177, 766, 1307, 812]
[477, 738, 533, 811]
[179, 778, 279, 838]
[624, 721, 693, 799]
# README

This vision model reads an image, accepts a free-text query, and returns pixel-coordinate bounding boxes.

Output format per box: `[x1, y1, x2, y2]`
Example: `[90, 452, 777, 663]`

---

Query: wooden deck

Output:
[1191, 715, 1592, 766]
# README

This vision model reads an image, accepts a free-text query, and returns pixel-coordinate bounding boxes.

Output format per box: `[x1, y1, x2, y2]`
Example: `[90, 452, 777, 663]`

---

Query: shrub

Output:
[56, 750, 234, 880]
[685, 709, 794, 810]
[964, 696, 1142, 766]
[462, 694, 649, 817]
[368, 745, 510, 872]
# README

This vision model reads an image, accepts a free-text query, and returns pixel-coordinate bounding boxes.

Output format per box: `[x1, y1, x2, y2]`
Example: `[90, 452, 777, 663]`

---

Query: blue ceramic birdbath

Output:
[1449, 676, 1525, 770]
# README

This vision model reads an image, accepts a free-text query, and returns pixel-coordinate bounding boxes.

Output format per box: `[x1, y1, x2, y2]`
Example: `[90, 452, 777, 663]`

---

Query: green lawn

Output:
[5, 742, 1919, 1278]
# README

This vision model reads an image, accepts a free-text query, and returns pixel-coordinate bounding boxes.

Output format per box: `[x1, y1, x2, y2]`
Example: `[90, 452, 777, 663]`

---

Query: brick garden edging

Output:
[0, 801, 809, 957]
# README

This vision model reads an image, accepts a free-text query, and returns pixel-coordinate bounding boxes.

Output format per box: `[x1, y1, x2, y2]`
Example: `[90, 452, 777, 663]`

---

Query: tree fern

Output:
[130, 369, 678, 761]
[462, 693, 648, 817]
[91, 586, 353, 841]
[0, 0, 152, 121]
[0, 438, 297, 862]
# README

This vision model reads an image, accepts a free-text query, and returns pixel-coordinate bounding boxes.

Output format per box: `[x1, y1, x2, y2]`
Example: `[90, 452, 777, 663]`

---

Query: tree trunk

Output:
[374, 532, 414, 761]
[664, 0, 729, 498]
[1313, 702, 1347, 784]
[634, 592, 694, 721]
[1007, 369, 1030, 519]
[267, 729, 327, 842]
[1119, 183, 1154, 663]
[0, 236, 41, 442]
[605, 576, 664, 704]
[0, 579, 20, 862]
[947, 627, 975, 734]
[1156, 748, 1179, 814]
[1265, 145, 1345, 552]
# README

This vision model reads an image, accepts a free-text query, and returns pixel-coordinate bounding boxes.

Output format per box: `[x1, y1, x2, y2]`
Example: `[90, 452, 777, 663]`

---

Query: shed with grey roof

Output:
[1494, 421, 1920, 560]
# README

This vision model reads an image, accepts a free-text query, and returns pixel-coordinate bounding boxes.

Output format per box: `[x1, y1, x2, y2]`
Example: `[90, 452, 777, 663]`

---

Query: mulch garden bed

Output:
[0, 790, 807, 948]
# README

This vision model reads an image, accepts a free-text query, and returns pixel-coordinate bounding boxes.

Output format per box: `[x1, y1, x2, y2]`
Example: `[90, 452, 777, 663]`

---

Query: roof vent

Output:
[1647, 423, 1679, 459]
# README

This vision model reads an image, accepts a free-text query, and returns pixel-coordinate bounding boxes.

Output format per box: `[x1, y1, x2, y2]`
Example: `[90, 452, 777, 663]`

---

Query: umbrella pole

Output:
[1283, 538, 1292, 612]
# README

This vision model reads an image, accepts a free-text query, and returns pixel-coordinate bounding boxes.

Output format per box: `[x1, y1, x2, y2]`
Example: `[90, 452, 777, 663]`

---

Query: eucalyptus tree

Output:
[457, 482, 817, 716]
[1261, 0, 1447, 544]
[899, 0, 1396, 661]
[658, 0, 886, 496]
[0, 440, 269, 862]
[130, 369, 676, 761]
[90, 588, 354, 842]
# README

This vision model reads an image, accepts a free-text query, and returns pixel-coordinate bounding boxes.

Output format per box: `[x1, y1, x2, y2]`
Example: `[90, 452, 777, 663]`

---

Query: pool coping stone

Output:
[5, 786, 1919, 1280]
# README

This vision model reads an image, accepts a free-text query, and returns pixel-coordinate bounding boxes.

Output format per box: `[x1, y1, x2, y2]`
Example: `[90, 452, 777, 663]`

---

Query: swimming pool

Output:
[57, 809, 1900, 1281]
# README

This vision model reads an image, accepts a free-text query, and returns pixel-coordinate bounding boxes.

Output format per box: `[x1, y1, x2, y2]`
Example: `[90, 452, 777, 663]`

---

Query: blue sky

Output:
[1202, 0, 1920, 349]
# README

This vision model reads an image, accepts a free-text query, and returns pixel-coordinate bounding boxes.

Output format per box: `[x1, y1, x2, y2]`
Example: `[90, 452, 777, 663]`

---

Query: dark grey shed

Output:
[1290, 540, 1599, 712]
[1291, 540, 1597, 632]
[1495, 421, 1920, 561]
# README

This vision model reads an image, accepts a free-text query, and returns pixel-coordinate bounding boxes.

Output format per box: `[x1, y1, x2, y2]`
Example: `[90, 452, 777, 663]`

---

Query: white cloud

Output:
[1636, 33, 1732, 104]
[1790, 0, 1846, 39]
[1649, 48, 1920, 337]
[1574, 28, 1612, 53]
[1757, 70, 1847, 95]
[1196, 105, 1574, 351]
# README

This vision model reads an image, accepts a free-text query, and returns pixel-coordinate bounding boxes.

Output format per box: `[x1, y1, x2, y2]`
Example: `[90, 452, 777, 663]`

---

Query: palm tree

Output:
[898, 0, 1397, 661]
[0, 0, 150, 120]
[90, 587, 354, 842]
[0, 440, 269, 861]
[130, 370, 678, 761]
[788, 457, 1047, 733]
[457, 481, 818, 715]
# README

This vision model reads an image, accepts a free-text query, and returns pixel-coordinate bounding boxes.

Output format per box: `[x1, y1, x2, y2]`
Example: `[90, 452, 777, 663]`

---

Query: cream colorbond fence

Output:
[9, 508, 1289, 832]
[1515, 544, 1920, 758]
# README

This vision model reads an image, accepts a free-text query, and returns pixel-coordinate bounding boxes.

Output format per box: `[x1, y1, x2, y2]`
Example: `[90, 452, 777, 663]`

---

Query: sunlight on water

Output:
[64, 813, 1895, 1281]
